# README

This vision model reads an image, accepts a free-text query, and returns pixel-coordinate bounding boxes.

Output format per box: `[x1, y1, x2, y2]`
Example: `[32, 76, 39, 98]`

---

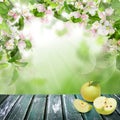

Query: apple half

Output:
[93, 96, 117, 115]
[73, 99, 92, 113]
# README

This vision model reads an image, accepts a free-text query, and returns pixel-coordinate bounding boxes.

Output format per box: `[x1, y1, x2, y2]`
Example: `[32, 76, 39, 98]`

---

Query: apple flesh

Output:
[73, 99, 92, 113]
[80, 81, 101, 102]
[93, 96, 117, 115]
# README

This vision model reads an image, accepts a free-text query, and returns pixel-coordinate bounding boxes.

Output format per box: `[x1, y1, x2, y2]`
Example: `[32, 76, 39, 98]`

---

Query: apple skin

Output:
[80, 81, 101, 102]
[94, 96, 117, 115]
[73, 99, 92, 113]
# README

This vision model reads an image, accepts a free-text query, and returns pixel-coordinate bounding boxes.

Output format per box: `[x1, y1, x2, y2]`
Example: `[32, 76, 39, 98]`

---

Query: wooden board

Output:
[26, 95, 46, 120]
[0, 95, 120, 120]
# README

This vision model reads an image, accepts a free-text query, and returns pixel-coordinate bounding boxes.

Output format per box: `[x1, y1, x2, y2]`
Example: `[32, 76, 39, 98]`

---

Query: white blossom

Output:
[35, 4, 46, 12]
[70, 12, 81, 18]
[0, 16, 3, 24]
[105, 7, 114, 16]
[5, 39, 14, 50]
[98, 11, 106, 22]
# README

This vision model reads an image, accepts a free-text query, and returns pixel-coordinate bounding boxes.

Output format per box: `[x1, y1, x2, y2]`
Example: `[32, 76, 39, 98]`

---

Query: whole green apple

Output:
[80, 81, 101, 102]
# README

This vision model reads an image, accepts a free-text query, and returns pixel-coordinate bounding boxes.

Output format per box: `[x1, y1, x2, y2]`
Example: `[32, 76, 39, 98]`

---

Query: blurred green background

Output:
[0, 20, 120, 94]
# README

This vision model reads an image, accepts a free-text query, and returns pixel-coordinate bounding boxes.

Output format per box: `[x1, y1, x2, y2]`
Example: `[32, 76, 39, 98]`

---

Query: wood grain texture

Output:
[0, 95, 19, 120]
[45, 95, 63, 120]
[5, 95, 33, 120]
[62, 95, 83, 120]
[0, 95, 120, 120]
[0, 95, 8, 104]
[26, 95, 46, 120]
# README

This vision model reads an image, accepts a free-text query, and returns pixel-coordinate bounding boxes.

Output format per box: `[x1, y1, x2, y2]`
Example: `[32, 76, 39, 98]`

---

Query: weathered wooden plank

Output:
[76, 94, 103, 120]
[0, 95, 19, 120]
[26, 95, 46, 120]
[45, 95, 63, 120]
[0, 95, 8, 104]
[5, 95, 33, 120]
[110, 94, 120, 114]
[62, 95, 83, 120]
[101, 94, 120, 120]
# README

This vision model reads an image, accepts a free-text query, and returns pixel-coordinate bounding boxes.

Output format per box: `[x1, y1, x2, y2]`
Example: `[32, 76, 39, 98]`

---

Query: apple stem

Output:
[89, 81, 92, 86]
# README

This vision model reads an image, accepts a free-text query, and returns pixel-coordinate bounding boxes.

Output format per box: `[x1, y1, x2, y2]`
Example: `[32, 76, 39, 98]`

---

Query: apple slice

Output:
[73, 99, 92, 113]
[93, 96, 117, 115]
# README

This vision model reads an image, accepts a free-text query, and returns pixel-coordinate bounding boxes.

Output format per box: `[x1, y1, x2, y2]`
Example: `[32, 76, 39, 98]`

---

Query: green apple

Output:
[80, 81, 101, 102]
[93, 96, 117, 115]
[73, 99, 92, 113]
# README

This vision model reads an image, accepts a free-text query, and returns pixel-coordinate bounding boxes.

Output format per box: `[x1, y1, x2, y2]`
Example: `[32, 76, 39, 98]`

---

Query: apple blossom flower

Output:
[105, 7, 114, 16]
[18, 40, 26, 49]
[98, 11, 106, 22]
[0, 16, 3, 24]
[81, 14, 89, 21]
[97, 25, 109, 35]
[8, 10, 19, 19]
[92, 21, 101, 29]
[5, 39, 14, 50]
[45, 9, 53, 15]
[75, 2, 84, 9]
[85, 1, 97, 16]
[36, 4, 46, 12]
[70, 12, 81, 18]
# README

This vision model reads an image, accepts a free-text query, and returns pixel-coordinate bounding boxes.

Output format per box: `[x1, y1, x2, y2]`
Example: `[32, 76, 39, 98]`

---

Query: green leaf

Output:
[109, 30, 120, 40]
[99, 1, 110, 11]
[64, 1, 73, 13]
[37, 0, 45, 4]
[90, 80, 100, 86]
[113, 19, 120, 30]
[15, 16, 24, 30]
[0, 51, 3, 60]
[8, 47, 22, 63]
[15, 61, 28, 67]
[0, 63, 8, 69]
[49, 2, 58, 8]
[0, 2, 10, 18]
[71, 16, 82, 23]
[54, 11, 68, 22]
[32, 8, 45, 17]
[88, 14, 100, 24]
[0, 20, 11, 33]
[116, 54, 120, 70]
[11, 68, 19, 84]
[25, 40, 32, 49]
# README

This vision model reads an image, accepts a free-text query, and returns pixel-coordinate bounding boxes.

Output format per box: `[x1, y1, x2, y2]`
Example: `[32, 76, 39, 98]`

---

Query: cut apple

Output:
[73, 99, 92, 113]
[93, 96, 117, 115]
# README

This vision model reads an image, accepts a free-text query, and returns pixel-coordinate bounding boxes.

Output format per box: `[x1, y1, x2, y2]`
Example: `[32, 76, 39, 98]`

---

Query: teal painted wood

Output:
[0, 95, 19, 120]
[62, 95, 83, 120]
[26, 95, 46, 120]
[109, 94, 120, 114]
[45, 95, 63, 120]
[0, 95, 120, 120]
[76, 95, 103, 120]
[5, 95, 33, 120]
[101, 94, 120, 120]
[0, 95, 8, 104]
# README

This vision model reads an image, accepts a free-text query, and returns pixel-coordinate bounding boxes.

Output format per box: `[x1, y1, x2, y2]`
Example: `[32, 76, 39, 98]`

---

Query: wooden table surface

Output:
[0, 94, 120, 120]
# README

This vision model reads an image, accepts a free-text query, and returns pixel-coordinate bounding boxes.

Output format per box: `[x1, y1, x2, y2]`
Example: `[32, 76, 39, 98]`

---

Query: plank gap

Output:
[61, 95, 66, 120]
[43, 95, 48, 120]
[23, 95, 35, 120]
[0, 95, 9, 105]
